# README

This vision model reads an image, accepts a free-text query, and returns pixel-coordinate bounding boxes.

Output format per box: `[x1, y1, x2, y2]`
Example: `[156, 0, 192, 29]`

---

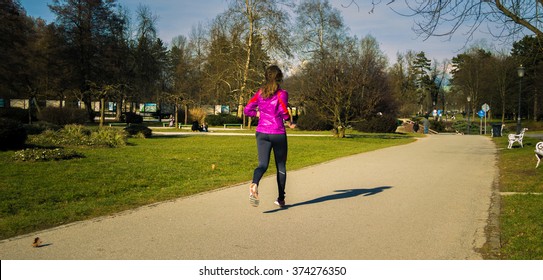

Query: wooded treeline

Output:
[1, 0, 542, 132]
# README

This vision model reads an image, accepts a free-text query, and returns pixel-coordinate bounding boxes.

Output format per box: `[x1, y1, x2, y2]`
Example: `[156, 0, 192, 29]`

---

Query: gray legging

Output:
[252, 132, 287, 200]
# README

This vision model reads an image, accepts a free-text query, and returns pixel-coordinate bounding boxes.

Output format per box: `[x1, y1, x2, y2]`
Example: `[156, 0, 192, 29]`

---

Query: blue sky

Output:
[19, 0, 509, 64]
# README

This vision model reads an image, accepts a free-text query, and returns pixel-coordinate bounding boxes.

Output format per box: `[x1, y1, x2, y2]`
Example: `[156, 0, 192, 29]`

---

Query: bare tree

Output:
[490, 53, 517, 122]
[49, 0, 126, 122]
[224, 0, 292, 121]
[203, 16, 245, 111]
[299, 34, 394, 136]
[170, 35, 198, 126]
[294, 0, 347, 61]
[389, 51, 420, 116]
[451, 48, 494, 119]
[384, 1, 543, 45]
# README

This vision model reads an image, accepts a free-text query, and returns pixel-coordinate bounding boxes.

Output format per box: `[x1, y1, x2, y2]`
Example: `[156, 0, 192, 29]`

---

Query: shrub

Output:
[12, 148, 84, 161]
[27, 130, 62, 147]
[62, 124, 92, 144]
[23, 121, 62, 135]
[124, 124, 152, 138]
[353, 115, 399, 133]
[122, 112, 143, 124]
[38, 107, 87, 125]
[189, 107, 207, 123]
[27, 125, 128, 147]
[90, 127, 128, 147]
[133, 132, 147, 139]
[27, 125, 90, 147]
[0, 107, 31, 123]
[206, 114, 242, 126]
[452, 120, 472, 134]
[0, 118, 28, 151]
[430, 120, 445, 132]
[296, 113, 333, 131]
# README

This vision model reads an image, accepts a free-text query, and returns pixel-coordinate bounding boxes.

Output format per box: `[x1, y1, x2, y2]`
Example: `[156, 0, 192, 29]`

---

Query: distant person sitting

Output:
[413, 121, 420, 133]
[191, 121, 201, 132]
[201, 123, 208, 132]
[168, 115, 174, 127]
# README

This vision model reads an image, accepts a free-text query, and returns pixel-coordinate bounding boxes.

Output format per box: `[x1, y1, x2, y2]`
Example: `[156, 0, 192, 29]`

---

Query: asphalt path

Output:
[0, 134, 497, 260]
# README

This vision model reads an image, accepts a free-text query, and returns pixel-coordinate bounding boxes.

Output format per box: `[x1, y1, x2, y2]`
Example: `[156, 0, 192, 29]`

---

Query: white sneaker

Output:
[249, 183, 259, 207]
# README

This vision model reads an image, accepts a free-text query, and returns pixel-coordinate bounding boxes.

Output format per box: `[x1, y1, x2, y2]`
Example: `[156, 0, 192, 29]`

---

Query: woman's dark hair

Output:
[261, 65, 283, 98]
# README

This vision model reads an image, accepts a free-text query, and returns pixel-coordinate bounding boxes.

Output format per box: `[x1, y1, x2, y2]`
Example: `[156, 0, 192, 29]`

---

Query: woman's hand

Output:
[286, 121, 296, 129]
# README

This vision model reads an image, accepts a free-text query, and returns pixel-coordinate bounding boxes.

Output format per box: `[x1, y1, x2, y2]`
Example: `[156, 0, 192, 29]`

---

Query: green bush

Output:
[23, 121, 62, 135]
[37, 107, 88, 125]
[206, 114, 242, 126]
[296, 113, 333, 131]
[122, 112, 143, 124]
[27, 125, 128, 147]
[452, 120, 480, 134]
[0, 107, 31, 123]
[353, 115, 399, 133]
[0, 118, 28, 151]
[12, 148, 84, 161]
[57, 124, 92, 146]
[90, 127, 127, 147]
[28, 127, 89, 147]
[124, 124, 152, 138]
[430, 120, 445, 132]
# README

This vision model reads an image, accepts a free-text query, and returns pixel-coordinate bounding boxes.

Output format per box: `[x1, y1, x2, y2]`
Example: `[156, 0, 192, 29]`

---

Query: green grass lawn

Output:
[493, 134, 543, 259]
[0, 132, 415, 240]
[4, 126, 542, 259]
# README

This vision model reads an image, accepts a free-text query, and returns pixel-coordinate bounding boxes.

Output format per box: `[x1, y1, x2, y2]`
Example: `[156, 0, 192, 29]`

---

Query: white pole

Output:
[480, 116, 483, 135]
[484, 112, 487, 135]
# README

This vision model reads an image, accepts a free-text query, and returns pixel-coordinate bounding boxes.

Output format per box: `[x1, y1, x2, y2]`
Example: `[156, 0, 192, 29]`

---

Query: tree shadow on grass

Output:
[263, 186, 392, 214]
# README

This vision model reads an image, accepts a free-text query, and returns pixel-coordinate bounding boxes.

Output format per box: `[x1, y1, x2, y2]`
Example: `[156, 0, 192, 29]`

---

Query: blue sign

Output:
[478, 110, 485, 118]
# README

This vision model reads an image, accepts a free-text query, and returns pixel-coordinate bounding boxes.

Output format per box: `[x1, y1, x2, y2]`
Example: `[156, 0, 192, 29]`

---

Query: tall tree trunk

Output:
[99, 97, 105, 127]
[534, 89, 539, 121]
[184, 103, 189, 125]
[116, 97, 123, 121]
[238, 0, 254, 124]
[83, 95, 94, 123]
[175, 101, 179, 129]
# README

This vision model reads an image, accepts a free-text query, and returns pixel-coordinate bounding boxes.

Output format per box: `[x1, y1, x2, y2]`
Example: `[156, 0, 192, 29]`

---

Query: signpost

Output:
[478, 110, 485, 134]
[481, 103, 490, 135]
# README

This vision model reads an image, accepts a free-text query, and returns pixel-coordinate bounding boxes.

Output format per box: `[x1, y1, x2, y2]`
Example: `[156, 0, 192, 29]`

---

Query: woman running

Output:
[244, 65, 296, 207]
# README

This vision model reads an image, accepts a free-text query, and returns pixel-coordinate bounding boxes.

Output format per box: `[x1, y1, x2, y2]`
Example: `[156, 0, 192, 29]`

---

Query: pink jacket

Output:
[244, 89, 291, 134]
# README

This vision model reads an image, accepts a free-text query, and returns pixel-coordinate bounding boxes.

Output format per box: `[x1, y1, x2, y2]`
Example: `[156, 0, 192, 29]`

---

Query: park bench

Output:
[157, 122, 192, 129]
[108, 123, 128, 127]
[535, 142, 543, 168]
[507, 128, 528, 149]
[224, 123, 243, 129]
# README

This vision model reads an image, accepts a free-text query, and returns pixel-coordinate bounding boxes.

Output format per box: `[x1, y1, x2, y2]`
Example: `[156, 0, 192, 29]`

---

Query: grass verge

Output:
[493, 134, 543, 259]
[0, 132, 414, 240]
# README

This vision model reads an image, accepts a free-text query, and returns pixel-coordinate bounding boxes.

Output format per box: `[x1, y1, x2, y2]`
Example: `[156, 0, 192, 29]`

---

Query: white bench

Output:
[535, 142, 543, 168]
[507, 128, 528, 149]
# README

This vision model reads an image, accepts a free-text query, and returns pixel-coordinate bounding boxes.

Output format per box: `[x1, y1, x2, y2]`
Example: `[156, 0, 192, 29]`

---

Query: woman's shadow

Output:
[263, 186, 392, 213]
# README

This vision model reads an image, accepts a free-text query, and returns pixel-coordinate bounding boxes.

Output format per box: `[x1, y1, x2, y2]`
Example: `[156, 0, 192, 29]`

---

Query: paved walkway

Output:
[0, 134, 497, 260]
